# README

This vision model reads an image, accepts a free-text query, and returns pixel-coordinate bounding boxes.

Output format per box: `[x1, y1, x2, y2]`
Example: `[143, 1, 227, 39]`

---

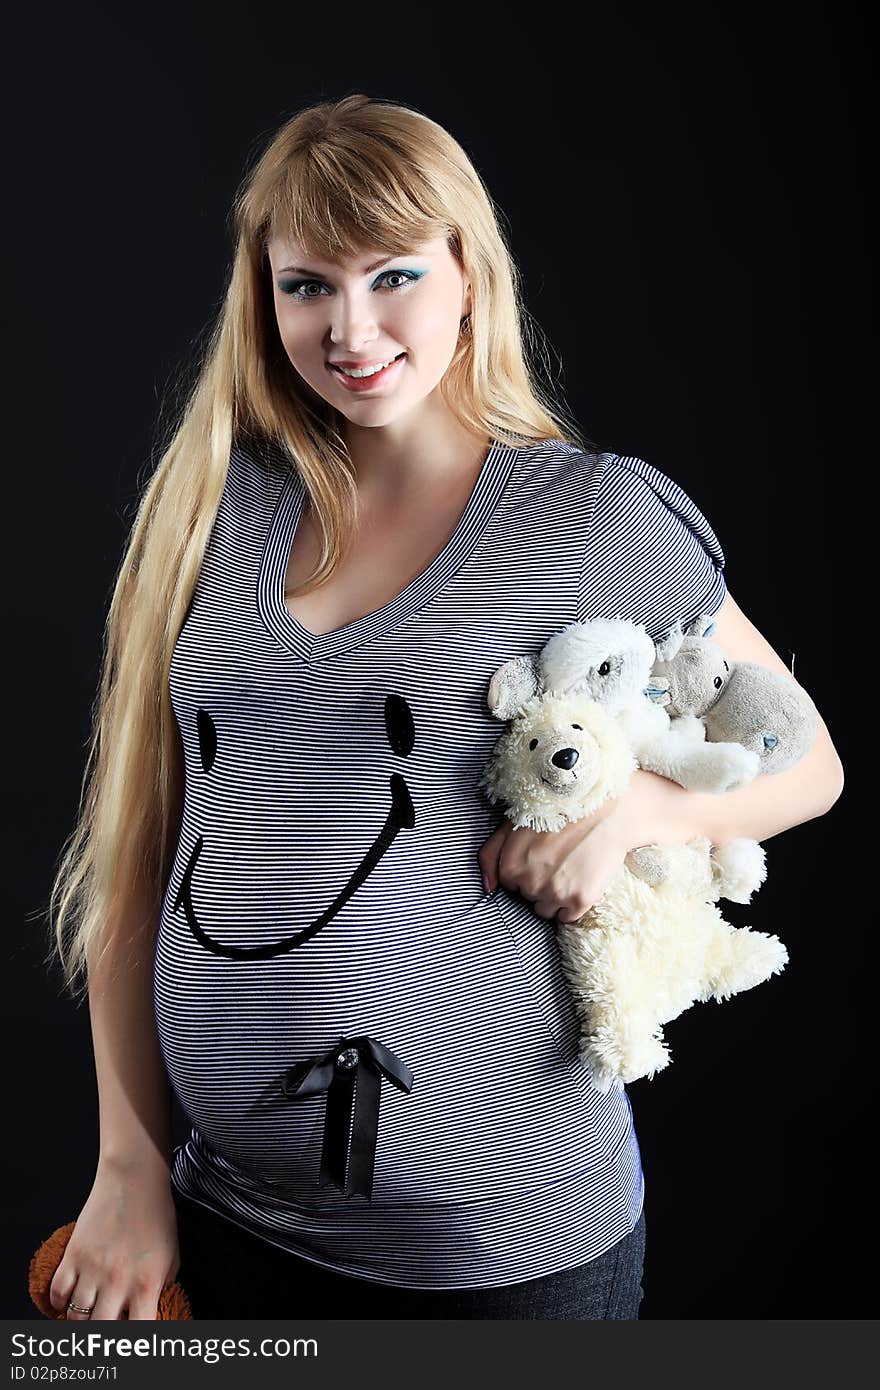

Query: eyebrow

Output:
[277, 255, 403, 277]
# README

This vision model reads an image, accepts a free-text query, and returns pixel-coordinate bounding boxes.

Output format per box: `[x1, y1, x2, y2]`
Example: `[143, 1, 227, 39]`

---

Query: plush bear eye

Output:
[723, 660, 729, 672]
[571, 723, 582, 730]
[714, 675, 723, 689]
[529, 738, 539, 750]
[598, 661, 611, 676]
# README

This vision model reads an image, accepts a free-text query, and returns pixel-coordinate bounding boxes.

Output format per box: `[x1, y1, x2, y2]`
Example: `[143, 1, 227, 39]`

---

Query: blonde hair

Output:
[46, 92, 593, 1000]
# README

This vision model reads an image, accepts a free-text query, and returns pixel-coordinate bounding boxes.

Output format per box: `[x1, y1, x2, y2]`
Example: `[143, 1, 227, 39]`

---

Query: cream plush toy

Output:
[496, 614, 817, 901]
[479, 684, 789, 1092]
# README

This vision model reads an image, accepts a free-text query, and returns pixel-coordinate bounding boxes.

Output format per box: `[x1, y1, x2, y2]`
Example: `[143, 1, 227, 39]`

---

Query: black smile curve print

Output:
[173, 693, 416, 960]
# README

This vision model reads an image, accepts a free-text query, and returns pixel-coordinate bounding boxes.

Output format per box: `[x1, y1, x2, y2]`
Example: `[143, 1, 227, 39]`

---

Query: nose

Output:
[551, 747, 579, 770]
[328, 290, 380, 352]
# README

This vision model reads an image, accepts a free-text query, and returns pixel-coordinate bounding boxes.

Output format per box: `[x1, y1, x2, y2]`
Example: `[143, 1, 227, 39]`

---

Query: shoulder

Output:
[576, 450, 728, 634]
[580, 450, 726, 569]
[226, 432, 293, 508]
[591, 452, 719, 524]
[507, 441, 718, 536]
[506, 438, 699, 505]
[503, 437, 611, 518]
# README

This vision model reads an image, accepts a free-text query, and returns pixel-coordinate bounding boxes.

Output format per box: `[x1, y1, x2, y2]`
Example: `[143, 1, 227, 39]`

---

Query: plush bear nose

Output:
[551, 747, 579, 770]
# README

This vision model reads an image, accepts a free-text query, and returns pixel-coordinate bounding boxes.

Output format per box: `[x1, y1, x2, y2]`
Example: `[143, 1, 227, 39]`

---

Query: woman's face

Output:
[266, 234, 472, 428]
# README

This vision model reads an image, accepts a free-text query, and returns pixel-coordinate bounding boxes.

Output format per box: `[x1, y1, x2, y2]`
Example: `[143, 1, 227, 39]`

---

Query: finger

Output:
[90, 1280, 130, 1321]
[127, 1282, 163, 1321]
[49, 1262, 78, 1316]
[478, 821, 512, 893]
[556, 905, 591, 924]
[528, 894, 563, 922]
[555, 878, 607, 922]
[63, 1278, 98, 1320]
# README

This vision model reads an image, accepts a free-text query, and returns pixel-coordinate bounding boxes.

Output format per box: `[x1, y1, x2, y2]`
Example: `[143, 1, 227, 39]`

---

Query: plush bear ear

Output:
[654, 621, 684, 663]
[487, 656, 540, 721]
[684, 613, 717, 639]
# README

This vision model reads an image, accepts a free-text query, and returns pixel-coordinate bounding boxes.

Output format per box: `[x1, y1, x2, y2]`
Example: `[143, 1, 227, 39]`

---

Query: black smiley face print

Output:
[173, 693, 416, 960]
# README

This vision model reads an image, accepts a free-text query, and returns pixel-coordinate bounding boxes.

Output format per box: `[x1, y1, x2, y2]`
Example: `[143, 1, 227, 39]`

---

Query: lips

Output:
[328, 353, 407, 392]
[328, 353, 405, 370]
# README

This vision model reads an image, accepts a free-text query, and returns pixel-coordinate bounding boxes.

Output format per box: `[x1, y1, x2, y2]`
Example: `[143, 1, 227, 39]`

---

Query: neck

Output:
[340, 398, 491, 505]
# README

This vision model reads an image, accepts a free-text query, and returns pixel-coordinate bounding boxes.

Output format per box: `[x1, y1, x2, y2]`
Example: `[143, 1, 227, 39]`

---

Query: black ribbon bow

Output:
[281, 1035, 414, 1200]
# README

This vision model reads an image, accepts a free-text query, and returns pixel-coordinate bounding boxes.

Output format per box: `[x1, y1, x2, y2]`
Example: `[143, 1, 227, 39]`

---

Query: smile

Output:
[328, 353, 406, 392]
[174, 772, 415, 960]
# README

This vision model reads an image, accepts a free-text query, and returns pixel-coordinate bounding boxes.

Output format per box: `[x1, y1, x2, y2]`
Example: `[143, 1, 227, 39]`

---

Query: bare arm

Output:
[88, 869, 174, 1178]
[51, 790, 186, 1319]
[88, 743, 183, 1178]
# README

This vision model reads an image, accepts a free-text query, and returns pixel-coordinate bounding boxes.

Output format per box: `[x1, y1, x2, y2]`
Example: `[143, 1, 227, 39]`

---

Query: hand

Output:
[49, 1156, 181, 1321]
[478, 769, 702, 925]
[478, 799, 630, 924]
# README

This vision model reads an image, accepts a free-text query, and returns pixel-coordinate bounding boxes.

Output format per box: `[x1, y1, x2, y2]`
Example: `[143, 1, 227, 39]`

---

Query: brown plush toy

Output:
[29, 1223, 192, 1320]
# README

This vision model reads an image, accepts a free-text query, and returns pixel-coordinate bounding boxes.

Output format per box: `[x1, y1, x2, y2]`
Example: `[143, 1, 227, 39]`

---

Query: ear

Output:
[654, 621, 684, 663]
[487, 656, 540, 721]
[685, 613, 717, 639]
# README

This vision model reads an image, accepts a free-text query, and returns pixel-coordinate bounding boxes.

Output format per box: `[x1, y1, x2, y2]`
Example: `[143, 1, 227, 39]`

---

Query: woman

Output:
[45, 93, 843, 1321]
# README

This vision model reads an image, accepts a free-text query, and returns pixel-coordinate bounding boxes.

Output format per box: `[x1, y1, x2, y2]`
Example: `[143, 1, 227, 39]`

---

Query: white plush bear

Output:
[492, 615, 775, 900]
[492, 618, 761, 795]
[479, 686, 788, 1093]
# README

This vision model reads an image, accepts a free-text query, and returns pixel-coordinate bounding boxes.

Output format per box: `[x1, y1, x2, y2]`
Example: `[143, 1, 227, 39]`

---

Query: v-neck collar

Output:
[256, 437, 521, 662]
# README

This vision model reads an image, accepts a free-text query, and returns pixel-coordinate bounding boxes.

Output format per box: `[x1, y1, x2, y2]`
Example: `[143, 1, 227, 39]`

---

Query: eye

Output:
[571, 723, 583, 730]
[529, 738, 539, 750]
[278, 278, 327, 300]
[714, 675, 723, 689]
[723, 660, 729, 671]
[379, 270, 420, 290]
[763, 732, 779, 750]
[278, 269, 423, 301]
[598, 661, 611, 676]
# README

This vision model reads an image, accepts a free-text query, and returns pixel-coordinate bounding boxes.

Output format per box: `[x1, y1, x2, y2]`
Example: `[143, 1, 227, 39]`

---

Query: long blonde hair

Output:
[46, 92, 593, 1000]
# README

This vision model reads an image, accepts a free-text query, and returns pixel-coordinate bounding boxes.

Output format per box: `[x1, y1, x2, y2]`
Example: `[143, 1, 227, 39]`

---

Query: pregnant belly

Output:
[153, 859, 632, 1204]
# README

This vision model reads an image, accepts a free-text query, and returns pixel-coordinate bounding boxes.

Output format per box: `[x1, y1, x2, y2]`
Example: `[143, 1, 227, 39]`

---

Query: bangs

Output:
[261, 143, 453, 262]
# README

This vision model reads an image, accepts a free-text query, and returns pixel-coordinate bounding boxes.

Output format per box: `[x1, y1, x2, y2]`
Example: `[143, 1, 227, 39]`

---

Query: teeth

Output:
[337, 356, 400, 379]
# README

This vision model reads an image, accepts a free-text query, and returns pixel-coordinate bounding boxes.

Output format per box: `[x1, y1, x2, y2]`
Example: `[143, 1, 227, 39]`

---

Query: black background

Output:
[6, 1, 869, 1319]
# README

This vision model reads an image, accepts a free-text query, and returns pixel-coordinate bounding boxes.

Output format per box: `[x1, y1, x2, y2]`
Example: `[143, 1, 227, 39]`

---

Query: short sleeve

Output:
[578, 453, 727, 640]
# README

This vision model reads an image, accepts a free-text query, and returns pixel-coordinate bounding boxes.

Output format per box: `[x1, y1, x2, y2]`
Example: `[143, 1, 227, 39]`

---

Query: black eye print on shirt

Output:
[196, 708, 217, 772]
[385, 693, 415, 755]
[174, 695, 417, 960]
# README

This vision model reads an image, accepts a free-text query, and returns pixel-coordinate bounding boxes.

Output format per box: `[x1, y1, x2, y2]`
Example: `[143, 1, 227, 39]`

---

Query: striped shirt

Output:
[154, 434, 727, 1289]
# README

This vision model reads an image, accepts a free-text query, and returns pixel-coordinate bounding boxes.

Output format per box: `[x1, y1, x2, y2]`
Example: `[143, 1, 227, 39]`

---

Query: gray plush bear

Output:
[652, 614, 819, 776]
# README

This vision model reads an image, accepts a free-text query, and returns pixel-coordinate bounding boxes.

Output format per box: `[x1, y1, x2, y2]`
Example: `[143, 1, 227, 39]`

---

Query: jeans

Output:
[172, 1189, 646, 1320]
